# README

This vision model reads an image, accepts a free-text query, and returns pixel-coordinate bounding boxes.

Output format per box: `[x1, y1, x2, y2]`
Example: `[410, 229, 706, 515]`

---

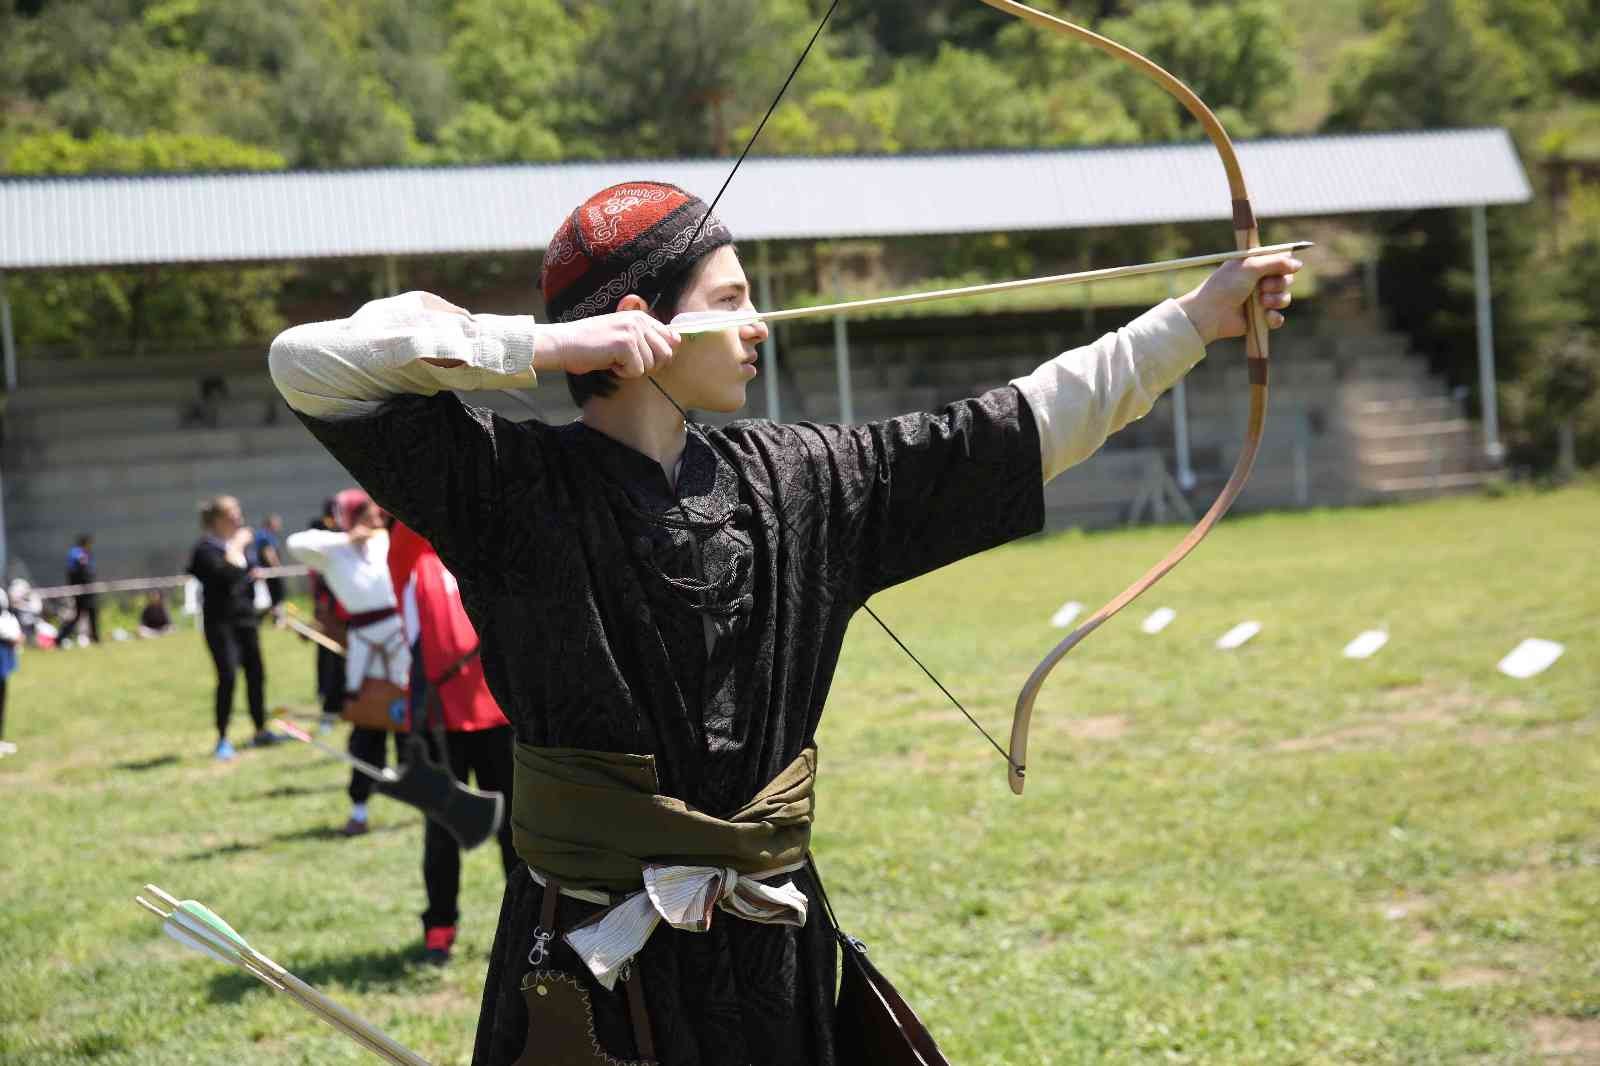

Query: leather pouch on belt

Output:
[514, 970, 648, 1066]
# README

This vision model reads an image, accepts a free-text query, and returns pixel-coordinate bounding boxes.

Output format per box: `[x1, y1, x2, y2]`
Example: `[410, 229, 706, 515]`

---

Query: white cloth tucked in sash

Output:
[531, 863, 808, 991]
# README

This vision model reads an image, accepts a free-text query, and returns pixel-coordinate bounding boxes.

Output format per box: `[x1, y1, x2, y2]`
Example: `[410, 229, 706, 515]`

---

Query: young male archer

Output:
[270, 180, 1299, 1066]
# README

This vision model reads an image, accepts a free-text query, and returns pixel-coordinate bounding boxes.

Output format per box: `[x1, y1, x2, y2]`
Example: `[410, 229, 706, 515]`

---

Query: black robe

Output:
[298, 384, 1043, 1065]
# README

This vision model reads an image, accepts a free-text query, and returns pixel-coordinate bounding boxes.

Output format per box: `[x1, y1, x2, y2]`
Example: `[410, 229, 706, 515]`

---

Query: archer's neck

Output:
[580, 386, 688, 489]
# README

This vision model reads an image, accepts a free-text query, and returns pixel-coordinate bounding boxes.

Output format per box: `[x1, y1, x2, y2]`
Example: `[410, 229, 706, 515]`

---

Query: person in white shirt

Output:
[286, 488, 411, 835]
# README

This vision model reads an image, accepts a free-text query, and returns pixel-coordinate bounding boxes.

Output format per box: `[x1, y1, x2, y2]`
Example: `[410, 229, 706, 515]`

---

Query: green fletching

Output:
[177, 900, 252, 953]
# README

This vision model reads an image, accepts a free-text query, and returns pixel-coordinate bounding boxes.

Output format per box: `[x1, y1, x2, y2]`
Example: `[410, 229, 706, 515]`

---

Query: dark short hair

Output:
[564, 247, 726, 408]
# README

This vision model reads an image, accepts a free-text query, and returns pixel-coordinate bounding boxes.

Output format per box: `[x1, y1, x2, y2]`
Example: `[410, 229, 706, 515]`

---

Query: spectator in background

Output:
[137, 590, 175, 639]
[188, 496, 280, 760]
[58, 533, 99, 645]
[7, 579, 43, 647]
[0, 590, 21, 756]
[287, 489, 410, 836]
[254, 514, 287, 614]
[181, 374, 229, 429]
[391, 520, 515, 965]
[306, 499, 345, 733]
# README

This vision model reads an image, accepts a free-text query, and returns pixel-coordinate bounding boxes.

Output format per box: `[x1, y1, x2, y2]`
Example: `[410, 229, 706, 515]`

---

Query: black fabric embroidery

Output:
[294, 387, 1044, 1066]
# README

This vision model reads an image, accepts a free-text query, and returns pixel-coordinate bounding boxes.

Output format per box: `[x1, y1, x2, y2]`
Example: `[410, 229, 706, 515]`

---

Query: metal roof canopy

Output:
[0, 128, 1531, 271]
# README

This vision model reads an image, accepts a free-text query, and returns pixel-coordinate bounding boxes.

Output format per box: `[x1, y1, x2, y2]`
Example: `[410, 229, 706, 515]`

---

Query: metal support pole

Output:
[1471, 204, 1504, 462]
[384, 256, 400, 297]
[1168, 274, 1195, 489]
[0, 272, 16, 393]
[1363, 256, 1379, 314]
[832, 264, 854, 424]
[1294, 415, 1310, 507]
[759, 242, 781, 422]
[0, 272, 14, 575]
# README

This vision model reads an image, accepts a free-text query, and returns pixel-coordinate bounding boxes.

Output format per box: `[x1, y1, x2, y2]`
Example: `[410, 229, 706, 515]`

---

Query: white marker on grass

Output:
[1050, 601, 1083, 629]
[1141, 607, 1176, 634]
[1497, 638, 1564, 679]
[1343, 630, 1389, 660]
[1215, 621, 1261, 650]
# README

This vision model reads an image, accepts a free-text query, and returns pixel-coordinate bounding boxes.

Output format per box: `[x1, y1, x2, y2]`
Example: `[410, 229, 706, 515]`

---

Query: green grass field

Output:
[2, 486, 1596, 1065]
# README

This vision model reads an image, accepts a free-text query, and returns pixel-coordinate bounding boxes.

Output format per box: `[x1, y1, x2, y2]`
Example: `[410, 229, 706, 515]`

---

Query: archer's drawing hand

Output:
[1177, 252, 1301, 345]
[535, 311, 683, 379]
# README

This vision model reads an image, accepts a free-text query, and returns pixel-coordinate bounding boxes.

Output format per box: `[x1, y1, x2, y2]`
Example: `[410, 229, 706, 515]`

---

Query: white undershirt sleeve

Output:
[284, 528, 349, 572]
[268, 291, 541, 421]
[1011, 299, 1206, 483]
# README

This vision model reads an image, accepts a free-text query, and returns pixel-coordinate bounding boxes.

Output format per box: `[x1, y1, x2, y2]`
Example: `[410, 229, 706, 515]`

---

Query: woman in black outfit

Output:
[186, 495, 278, 759]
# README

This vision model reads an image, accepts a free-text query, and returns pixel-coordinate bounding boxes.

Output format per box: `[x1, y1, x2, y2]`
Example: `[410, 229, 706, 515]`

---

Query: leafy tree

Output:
[1322, 0, 1581, 429]
[436, 0, 584, 162]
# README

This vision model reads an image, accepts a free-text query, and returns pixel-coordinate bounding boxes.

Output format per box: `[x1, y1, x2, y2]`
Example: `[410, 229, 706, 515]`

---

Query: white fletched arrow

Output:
[136, 885, 435, 1066]
[670, 241, 1312, 335]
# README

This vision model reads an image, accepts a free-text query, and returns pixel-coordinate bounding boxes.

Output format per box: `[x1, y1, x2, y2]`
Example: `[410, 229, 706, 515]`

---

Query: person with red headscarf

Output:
[389, 520, 516, 965]
[272, 180, 1300, 1064]
[286, 487, 411, 835]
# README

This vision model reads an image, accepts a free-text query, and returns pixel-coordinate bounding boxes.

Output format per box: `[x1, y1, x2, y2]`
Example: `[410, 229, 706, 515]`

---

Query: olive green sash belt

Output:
[513, 743, 819, 990]
[511, 743, 817, 895]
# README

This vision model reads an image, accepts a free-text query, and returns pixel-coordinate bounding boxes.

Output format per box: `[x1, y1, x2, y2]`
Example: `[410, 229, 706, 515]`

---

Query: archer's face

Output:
[654, 245, 769, 413]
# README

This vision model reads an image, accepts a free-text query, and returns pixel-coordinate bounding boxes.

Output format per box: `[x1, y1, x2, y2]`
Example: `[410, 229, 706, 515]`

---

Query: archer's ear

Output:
[616, 294, 649, 313]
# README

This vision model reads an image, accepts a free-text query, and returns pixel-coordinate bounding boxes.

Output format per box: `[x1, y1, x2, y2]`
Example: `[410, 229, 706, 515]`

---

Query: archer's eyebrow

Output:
[709, 279, 749, 299]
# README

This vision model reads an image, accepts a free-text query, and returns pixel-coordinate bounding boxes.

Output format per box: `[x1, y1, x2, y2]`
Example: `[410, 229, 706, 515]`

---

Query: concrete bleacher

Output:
[4, 348, 349, 580]
[1, 303, 1495, 581]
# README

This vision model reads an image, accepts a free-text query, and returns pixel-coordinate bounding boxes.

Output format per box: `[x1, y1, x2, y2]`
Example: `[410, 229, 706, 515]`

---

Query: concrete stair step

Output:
[7, 449, 346, 506]
[11, 374, 282, 414]
[12, 423, 321, 467]
[1343, 357, 1436, 382]
[1350, 409, 1472, 435]
[1328, 333, 1411, 360]
[16, 348, 266, 387]
[1352, 395, 1460, 418]
[1366, 470, 1502, 495]
[9, 395, 293, 438]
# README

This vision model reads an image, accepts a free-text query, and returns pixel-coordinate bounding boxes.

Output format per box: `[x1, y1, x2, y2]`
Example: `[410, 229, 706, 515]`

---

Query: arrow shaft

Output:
[676, 241, 1311, 334]
[275, 717, 396, 782]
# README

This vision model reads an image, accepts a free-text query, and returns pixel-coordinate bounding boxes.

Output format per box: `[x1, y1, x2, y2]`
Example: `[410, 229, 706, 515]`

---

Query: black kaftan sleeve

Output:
[728, 384, 1045, 603]
[293, 394, 526, 576]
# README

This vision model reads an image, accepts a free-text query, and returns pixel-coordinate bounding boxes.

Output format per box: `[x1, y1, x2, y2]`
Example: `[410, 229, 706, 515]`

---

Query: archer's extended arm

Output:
[1012, 300, 1204, 482]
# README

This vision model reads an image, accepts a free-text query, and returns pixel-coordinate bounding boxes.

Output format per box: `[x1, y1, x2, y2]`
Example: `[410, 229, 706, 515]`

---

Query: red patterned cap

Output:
[539, 181, 733, 323]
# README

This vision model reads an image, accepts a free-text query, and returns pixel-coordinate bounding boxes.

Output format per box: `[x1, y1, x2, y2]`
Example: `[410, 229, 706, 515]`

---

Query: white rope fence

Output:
[27, 565, 311, 601]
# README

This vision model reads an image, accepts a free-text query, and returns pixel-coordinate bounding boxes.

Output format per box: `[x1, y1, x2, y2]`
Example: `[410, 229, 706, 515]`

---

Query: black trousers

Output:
[203, 621, 266, 738]
[416, 725, 517, 929]
[316, 646, 344, 716]
[0, 675, 7, 739]
[348, 726, 402, 804]
[59, 596, 99, 643]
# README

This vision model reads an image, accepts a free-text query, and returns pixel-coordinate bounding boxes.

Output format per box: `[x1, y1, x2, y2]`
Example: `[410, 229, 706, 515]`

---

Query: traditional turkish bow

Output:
[970, 0, 1274, 794]
[657, 0, 1275, 794]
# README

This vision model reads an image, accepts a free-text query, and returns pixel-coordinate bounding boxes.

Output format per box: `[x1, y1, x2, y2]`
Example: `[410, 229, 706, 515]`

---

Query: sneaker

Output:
[339, 817, 370, 837]
[317, 714, 337, 735]
[250, 730, 285, 748]
[423, 925, 457, 965]
[214, 739, 237, 761]
[0, 740, 17, 756]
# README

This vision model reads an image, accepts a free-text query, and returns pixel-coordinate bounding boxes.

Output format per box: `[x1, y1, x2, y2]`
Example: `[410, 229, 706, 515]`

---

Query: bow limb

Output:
[976, 0, 1273, 795]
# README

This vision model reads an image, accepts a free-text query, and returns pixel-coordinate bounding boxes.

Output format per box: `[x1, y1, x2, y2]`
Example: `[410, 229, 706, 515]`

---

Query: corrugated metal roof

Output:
[0, 128, 1531, 270]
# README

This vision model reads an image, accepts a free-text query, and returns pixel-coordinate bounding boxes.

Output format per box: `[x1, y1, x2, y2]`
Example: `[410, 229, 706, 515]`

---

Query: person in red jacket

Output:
[390, 520, 516, 965]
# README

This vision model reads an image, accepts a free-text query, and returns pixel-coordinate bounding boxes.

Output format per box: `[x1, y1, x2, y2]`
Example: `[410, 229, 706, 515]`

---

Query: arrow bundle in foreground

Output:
[135, 885, 435, 1066]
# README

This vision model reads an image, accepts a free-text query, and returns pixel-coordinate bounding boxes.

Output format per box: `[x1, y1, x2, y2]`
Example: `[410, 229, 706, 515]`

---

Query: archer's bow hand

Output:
[1176, 252, 1303, 345]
